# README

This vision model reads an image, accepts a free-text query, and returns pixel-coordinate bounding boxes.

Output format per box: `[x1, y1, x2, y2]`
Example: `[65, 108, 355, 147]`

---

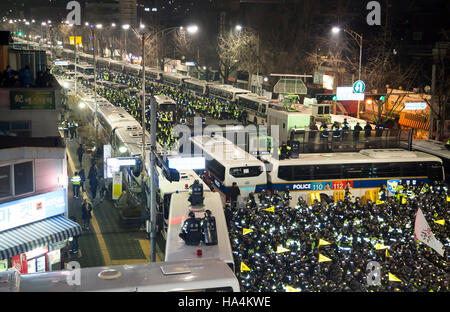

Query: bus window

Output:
[371, 163, 401, 178]
[343, 164, 371, 179]
[402, 162, 427, 177]
[206, 158, 225, 181]
[428, 162, 443, 181]
[260, 104, 266, 114]
[313, 165, 342, 180]
[164, 194, 171, 220]
[229, 166, 262, 178]
[293, 165, 313, 180]
[278, 165, 293, 181]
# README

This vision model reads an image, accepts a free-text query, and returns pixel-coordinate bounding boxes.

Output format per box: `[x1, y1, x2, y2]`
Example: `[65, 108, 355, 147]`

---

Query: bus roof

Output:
[412, 140, 450, 159]
[165, 192, 233, 267]
[190, 135, 263, 165]
[155, 167, 208, 196]
[154, 94, 177, 104]
[209, 84, 252, 94]
[184, 78, 211, 87]
[237, 93, 272, 103]
[18, 259, 239, 292]
[266, 149, 442, 166]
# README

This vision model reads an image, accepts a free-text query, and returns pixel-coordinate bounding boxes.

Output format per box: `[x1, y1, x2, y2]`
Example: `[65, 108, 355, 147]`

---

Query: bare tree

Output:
[216, 29, 258, 85]
[424, 44, 450, 140]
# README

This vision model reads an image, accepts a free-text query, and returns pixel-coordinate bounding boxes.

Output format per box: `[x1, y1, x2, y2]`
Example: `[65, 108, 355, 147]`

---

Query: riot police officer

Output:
[202, 210, 218, 246]
[179, 211, 202, 245]
[188, 180, 204, 206]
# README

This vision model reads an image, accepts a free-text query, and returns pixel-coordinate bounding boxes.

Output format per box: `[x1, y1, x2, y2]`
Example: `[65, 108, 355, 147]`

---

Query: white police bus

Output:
[155, 165, 210, 239]
[208, 84, 251, 103]
[189, 135, 267, 197]
[165, 190, 235, 273]
[183, 78, 210, 96]
[236, 93, 273, 125]
[264, 149, 444, 202]
[3, 259, 240, 292]
[411, 139, 450, 183]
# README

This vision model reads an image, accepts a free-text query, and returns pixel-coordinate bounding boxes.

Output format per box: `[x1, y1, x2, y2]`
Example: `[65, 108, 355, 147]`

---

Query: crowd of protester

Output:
[1, 65, 54, 88]
[226, 182, 449, 292]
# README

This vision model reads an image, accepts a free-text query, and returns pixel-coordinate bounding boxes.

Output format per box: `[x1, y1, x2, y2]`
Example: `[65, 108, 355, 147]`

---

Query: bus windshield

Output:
[230, 166, 263, 178]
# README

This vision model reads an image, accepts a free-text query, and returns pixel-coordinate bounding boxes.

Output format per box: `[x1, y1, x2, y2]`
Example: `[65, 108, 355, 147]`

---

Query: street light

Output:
[127, 24, 198, 263]
[332, 26, 363, 118]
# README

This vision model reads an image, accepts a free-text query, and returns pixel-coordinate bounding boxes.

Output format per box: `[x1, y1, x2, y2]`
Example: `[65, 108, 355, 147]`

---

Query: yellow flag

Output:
[446, 196, 450, 202]
[277, 246, 290, 253]
[318, 239, 331, 247]
[434, 220, 445, 226]
[376, 199, 385, 205]
[241, 262, 251, 272]
[285, 285, 301, 292]
[264, 206, 275, 213]
[388, 273, 401, 282]
[385, 249, 390, 258]
[243, 228, 253, 235]
[375, 243, 389, 250]
[318, 254, 332, 262]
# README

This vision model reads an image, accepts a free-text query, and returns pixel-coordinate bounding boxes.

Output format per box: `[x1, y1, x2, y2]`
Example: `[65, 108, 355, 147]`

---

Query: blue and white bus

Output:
[189, 135, 267, 196]
[264, 149, 444, 202]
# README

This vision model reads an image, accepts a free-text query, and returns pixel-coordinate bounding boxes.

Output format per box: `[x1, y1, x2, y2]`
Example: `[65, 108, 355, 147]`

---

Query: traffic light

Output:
[378, 95, 386, 101]
[317, 94, 337, 103]
[18, 31, 22, 36]
[332, 95, 337, 101]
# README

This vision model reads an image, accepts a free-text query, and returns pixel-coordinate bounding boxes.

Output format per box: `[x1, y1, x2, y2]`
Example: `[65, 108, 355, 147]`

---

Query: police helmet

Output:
[188, 211, 195, 218]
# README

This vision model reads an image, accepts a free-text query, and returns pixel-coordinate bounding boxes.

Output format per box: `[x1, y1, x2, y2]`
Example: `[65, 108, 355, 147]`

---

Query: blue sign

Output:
[386, 180, 401, 194]
[353, 80, 366, 94]
[0, 189, 67, 232]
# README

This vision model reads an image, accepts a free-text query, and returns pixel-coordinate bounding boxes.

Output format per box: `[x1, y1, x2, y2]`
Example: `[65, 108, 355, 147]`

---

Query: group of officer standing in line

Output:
[225, 182, 449, 292]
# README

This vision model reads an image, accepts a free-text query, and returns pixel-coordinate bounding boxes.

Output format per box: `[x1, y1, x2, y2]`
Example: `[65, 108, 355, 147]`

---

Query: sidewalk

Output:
[64, 127, 165, 268]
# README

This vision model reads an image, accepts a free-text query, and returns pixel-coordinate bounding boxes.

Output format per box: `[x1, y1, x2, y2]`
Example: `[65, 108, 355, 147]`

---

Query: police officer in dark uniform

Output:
[179, 211, 202, 245]
[188, 180, 204, 206]
[202, 209, 218, 245]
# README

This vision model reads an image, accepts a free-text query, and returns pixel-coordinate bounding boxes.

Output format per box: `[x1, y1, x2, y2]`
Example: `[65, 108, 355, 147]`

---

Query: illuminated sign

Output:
[185, 62, 196, 66]
[103, 144, 112, 178]
[54, 61, 68, 66]
[323, 75, 334, 90]
[112, 172, 122, 200]
[336, 87, 365, 101]
[404, 102, 427, 110]
[168, 157, 205, 170]
[0, 259, 7, 272]
[106, 157, 137, 178]
[25, 246, 48, 260]
[353, 80, 366, 93]
[0, 189, 67, 232]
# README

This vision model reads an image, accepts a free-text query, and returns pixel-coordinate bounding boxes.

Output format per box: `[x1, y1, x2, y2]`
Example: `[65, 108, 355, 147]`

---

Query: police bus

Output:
[183, 78, 210, 96]
[154, 95, 177, 122]
[264, 149, 444, 202]
[411, 139, 450, 183]
[208, 84, 251, 103]
[4, 259, 240, 292]
[155, 166, 210, 239]
[161, 72, 189, 87]
[236, 93, 273, 125]
[165, 190, 235, 273]
[189, 135, 267, 197]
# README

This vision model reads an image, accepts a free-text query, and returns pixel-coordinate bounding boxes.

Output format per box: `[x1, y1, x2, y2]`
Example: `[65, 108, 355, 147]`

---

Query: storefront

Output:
[0, 189, 82, 273]
[399, 112, 430, 139]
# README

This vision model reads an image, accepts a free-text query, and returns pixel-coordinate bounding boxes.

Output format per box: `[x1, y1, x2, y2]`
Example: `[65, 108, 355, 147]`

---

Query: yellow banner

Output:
[276, 246, 290, 253]
[243, 228, 253, 235]
[285, 285, 301, 292]
[318, 254, 332, 262]
[388, 273, 401, 282]
[69, 36, 82, 45]
[112, 172, 122, 200]
[241, 262, 251, 272]
[264, 206, 275, 213]
[434, 219, 445, 226]
[318, 239, 331, 247]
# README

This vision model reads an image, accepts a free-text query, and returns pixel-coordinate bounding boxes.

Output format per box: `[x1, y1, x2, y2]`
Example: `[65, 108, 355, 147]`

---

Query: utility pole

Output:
[74, 27, 77, 99]
[149, 96, 157, 263]
[428, 64, 436, 140]
[92, 27, 98, 147]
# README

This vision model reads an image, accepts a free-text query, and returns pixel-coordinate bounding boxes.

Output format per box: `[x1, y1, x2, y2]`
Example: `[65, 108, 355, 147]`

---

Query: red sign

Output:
[11, 253, 27, 274]
[332, 180, 353, 190]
